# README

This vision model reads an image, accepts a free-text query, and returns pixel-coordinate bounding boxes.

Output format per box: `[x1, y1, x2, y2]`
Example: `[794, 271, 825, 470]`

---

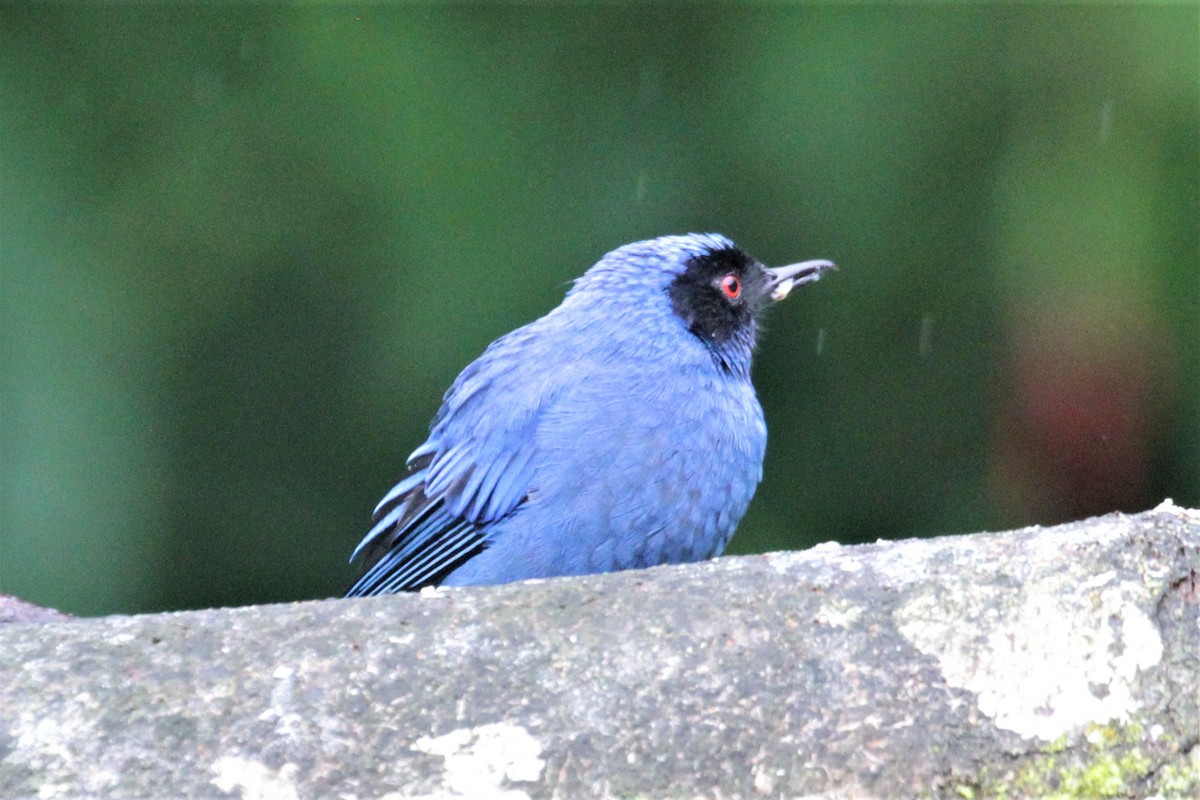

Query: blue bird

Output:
[347, 234, 833, 596]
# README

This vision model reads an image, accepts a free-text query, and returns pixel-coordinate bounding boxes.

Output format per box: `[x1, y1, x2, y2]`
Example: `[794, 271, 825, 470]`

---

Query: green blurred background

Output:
[2, 5, 1197, 616]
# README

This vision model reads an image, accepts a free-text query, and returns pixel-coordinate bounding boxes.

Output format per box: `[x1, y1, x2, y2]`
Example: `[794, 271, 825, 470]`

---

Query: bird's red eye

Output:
[719, 274, 742, 300]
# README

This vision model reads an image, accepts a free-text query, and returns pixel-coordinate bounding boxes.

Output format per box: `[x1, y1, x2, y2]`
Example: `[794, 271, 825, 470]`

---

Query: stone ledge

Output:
[2, 502, 1198, 799]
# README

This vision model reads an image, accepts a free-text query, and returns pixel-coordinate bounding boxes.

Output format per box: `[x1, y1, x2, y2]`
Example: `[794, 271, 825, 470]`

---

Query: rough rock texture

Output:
[0, 596, 72, 625]
[1, 503, 1198, 799]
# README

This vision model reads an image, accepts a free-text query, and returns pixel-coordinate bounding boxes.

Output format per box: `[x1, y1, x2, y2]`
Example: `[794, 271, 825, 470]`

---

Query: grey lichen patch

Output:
[408, 723, 545, 799]
[811, 598, 864, 629]
[895, 522, 1165, 741]
[210, 756, 301, 800]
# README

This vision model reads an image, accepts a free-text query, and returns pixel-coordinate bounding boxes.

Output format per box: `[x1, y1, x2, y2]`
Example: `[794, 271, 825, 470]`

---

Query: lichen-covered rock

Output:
[1, 504, 1198, 799]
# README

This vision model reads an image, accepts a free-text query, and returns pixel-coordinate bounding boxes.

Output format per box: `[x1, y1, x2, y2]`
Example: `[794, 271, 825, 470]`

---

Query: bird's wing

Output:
[346, 332, 547, 595]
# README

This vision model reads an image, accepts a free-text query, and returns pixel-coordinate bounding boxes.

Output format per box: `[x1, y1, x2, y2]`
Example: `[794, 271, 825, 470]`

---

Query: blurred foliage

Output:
[2, 6, 1196, 615]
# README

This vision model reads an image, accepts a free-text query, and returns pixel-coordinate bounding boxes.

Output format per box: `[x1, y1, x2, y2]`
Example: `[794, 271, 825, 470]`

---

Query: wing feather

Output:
[347, 329, 551, 595]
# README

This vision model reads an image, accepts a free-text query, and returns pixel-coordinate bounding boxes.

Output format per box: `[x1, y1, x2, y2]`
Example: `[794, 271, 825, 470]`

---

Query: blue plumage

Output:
[347, 233, 833, 595]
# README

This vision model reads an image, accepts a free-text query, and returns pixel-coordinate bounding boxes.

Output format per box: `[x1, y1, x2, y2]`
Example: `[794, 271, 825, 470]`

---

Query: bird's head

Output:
[566, 233, 834, 369]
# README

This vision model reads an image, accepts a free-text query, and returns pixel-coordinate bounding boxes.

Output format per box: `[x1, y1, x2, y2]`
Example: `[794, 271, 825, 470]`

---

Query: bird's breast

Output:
[526, 364, 766, 572]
